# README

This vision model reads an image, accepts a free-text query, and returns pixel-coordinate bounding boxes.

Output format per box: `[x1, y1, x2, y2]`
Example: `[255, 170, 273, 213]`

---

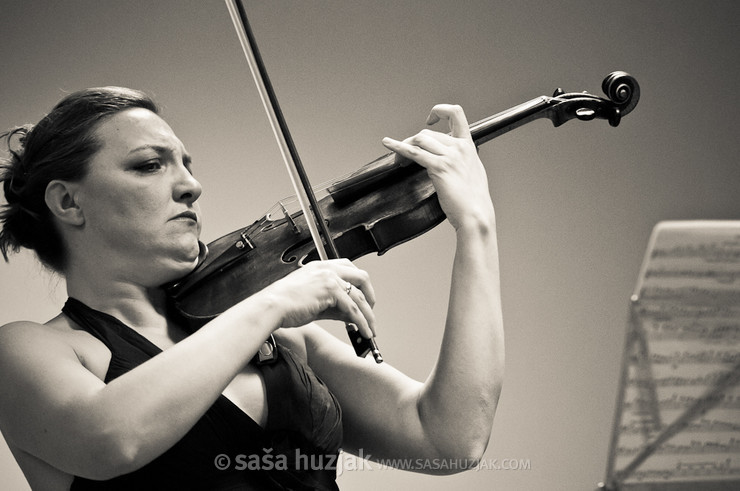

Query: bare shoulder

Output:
[0, 314, 77, 349]
[0, 314, 109, 380]
[0, 317, 73, 369]
[0, 318, 47, 333]
[0, 318, 107, 488]
[0, 318, 58, 348]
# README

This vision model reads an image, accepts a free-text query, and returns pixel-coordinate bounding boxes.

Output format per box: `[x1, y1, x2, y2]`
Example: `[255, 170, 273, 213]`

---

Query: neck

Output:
[64, 263, 170, 331]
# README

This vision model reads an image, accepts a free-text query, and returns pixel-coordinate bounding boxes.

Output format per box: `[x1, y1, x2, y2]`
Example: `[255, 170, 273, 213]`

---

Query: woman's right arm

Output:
[0, 259, 375, 480]
[0, 297, 277, 480]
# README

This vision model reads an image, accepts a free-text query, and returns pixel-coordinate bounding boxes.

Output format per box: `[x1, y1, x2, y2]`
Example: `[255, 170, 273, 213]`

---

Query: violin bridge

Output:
[280, 201, 300, 234]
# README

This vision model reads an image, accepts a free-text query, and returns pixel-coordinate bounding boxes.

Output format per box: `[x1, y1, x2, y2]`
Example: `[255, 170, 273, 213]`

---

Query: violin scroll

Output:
[547, 71, 640, 128]
[602, 71, 640, 118]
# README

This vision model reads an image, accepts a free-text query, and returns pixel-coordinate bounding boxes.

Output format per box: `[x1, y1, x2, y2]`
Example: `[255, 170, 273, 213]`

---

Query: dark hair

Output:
[0, 87, 159, 272]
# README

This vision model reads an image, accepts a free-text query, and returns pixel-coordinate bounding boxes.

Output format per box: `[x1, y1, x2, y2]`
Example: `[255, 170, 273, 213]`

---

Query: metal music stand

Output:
[599, 221, 740, 491]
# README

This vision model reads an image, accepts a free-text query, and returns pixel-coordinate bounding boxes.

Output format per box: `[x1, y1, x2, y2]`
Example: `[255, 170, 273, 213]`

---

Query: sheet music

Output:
[605, 221, 740, 490]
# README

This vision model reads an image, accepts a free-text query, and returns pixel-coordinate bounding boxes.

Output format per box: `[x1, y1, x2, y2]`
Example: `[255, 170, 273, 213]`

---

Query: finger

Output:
[332, 259, 376, 307]
[404, 130, 451, 156]
[336, 280, 376, 339]
[426, 104, 471, 139]
[322, 259, 377, 336]
[348, 281, 377, 336]
[381, 136, 439, 170]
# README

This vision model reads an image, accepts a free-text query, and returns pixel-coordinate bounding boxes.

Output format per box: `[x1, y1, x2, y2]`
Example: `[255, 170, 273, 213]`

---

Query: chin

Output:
[155, 246, 201, 283]
[177, 246, 203, 272]
[178, 237, 203, 262]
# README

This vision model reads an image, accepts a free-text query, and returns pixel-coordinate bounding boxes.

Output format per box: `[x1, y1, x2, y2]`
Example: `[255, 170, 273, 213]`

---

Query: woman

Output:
[0, 87, 503, 490]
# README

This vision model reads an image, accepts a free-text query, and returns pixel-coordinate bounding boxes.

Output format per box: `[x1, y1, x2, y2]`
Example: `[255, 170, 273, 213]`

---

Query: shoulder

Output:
[0, 314, 108, 379]
[0, 316, 108, 433]
[0, 314, 78, 346]
[0, 320, 81, 420]
[0, 318, 59, 346]
[0, 317, 74, 366]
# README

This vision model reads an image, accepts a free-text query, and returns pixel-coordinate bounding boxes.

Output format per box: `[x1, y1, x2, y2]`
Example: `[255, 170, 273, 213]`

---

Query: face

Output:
[74, 108, 203, 285]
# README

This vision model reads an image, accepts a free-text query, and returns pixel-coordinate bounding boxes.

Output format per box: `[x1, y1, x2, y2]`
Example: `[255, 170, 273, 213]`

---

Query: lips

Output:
[172, 210, 198, 222]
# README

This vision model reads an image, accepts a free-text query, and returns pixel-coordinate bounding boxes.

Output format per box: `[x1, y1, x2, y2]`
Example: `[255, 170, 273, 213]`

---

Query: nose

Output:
[173, 164, 202, 204]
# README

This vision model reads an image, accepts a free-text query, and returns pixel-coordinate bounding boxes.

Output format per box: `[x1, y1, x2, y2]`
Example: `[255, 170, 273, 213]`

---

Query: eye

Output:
[183, 155, 194, 175]
[134, 160, 163, 173]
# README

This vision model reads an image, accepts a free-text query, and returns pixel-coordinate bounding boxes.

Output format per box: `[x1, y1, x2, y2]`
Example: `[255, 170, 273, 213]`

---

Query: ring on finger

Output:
[345, 283, 353, 295]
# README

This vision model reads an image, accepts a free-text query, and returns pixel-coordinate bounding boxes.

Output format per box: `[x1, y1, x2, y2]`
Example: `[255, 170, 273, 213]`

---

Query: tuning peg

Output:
[575, 108, 596, 121]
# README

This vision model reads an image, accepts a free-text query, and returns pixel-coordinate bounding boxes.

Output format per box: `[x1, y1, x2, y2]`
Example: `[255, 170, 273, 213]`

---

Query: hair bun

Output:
[2, 125, 32, 200]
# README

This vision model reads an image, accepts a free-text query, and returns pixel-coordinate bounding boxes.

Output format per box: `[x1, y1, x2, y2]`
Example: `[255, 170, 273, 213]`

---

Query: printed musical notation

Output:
[629, 458, 740, 482]
[619, 418, 740, 435]
[617, 437, 740, 456]
[622, 394, 740, 412]
[649, 351, 740, 365]
[605, 221, 740, 489]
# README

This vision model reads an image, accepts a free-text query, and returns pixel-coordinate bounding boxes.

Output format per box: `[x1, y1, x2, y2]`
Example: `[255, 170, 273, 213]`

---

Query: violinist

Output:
[0, 86, 504, 490]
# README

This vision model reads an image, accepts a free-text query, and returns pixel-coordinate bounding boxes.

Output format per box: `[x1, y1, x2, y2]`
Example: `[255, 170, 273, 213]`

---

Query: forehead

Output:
[92, 108, 185, 157]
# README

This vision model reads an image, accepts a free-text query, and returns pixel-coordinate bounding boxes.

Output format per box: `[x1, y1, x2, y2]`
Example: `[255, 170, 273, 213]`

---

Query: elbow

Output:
[102, 438, 146, 479]
[72, 430, 148, 480]
[442, 428, 491, 474]
[426, 442, 489, 476]
[464, 432, 491, 466]
[427, 398, 498, 475]
[416, 375, 502, 474]
[421, 409, 493, 475]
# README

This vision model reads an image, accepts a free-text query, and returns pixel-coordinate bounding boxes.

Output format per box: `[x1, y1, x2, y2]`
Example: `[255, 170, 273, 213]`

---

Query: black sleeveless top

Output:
[62, 298, 342, 490]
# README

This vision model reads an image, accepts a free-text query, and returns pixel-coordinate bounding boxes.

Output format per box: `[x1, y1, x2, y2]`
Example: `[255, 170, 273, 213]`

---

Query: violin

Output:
[167, 70, 640, 331]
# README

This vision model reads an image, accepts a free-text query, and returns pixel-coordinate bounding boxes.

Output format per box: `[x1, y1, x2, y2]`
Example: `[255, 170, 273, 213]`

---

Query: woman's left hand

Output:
[382, 104, 495, 231]
[309, 105, 504, 464]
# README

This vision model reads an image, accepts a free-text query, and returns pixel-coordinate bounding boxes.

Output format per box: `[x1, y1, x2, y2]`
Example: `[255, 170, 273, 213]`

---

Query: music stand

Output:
[600, 221, 740, 490]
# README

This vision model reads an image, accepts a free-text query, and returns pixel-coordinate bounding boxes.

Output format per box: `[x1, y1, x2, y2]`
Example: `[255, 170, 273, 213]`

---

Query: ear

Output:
[45, 180, 85, 226]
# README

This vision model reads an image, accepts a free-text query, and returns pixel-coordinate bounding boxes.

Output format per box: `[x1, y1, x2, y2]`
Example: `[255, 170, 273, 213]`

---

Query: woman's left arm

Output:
[304, 104, 504, 472]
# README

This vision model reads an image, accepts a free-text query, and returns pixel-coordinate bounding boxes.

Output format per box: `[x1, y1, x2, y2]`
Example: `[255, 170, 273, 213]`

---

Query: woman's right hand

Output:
[256, 258, 377, 339]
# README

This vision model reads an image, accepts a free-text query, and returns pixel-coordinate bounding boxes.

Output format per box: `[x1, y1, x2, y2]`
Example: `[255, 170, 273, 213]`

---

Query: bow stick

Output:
[224, 0, 383, 363]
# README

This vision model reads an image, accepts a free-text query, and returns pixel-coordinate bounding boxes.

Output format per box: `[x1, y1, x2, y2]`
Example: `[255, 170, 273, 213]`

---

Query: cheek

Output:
[83, 186, 165, 234]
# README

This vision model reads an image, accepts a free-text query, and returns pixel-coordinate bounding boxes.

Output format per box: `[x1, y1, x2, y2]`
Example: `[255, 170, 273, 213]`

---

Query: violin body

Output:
[168, 163, 442, 324]
[167, 71, 640, 326]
